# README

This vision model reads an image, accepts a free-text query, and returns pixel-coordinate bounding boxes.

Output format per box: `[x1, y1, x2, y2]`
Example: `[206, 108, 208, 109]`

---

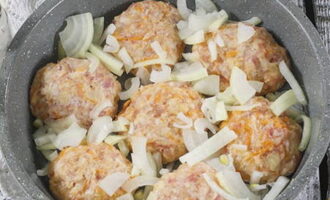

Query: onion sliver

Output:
[195, 0, 218, 12]
[59, 13, 94, 58]
[194, 118, 217, 135]
[53, 122, 87, 150]
[179, 127, 237, 166]
[37, 165, 49, 177]
[131, 136, 157, 176]
[89, 44, 124, 76]
[98, 172, 130, 196]
[41, 150, 58, 161]
[243, 17, 262, 26]
[203, 174, 248, 200]
[172, 62, 208, 82]
[173, 112, 193, 129]
[298, 115, 312, 151]
[177, 0, 192, 19]
[215, 33, 225, 47]
[279, 61, 307, 105]
[86, 52, 100, 73]
[182, 52, 199, 62]
[134, 58, 175, 68]
[117, 193, 134, 200]
[122, 176, 159, 193]
[33, 119, 43, 128]
[136, 67, 151, 85]
[150, 65, 172, 83]
[92, 17, 104, 44]
[118, 140, 130, 157]
[118, 47, 134, 73]
[87, 116, 113, 144]
[248, 81, 264, 93]
[237, 22, 255, 44]
[216, 170, 261, 200]
[230, 67, 256, 105]
[119, 77, 140, 100]
[152, 152, 163, 174]
[270, 90, 298, 116]
[216, 87, 237, 105]
[112, 117, 130, 132]
[151, 41, 167, 59]
[207, 40, 217, 62]
[100, 23, 116, 45]
[183, 129, 208, 151]
[184, 30, 205, 44]
[250, 171, 264, 184]
[46, 114, 78, 134]
[36, 143, 56, 151]
[249, 184, 268, 192]
[193, 75, 220, 96]
[208, 10, 228, 32]
[201, 97, 227, 123]
[90, 100, 112, 119]
[263, 176, 290, 200]
[104, 35, 120, 53]
[159, 168, 170, 175]
[34, 133, 56, 147]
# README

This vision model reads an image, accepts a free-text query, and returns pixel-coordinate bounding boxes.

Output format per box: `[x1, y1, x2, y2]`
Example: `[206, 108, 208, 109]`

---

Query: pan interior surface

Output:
[0, 0, 329, 199]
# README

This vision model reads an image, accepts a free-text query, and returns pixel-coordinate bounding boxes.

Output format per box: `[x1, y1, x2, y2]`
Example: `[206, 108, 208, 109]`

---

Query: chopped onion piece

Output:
[177, 0, 192, 19]
[207, 40, 217, 61]
[53, 122, 87, 150]
[206, 158, 228, 172]
[89, 44, 124, 76]
[184, 30, 205, 44]
[237, 22, 255, 44]
[279, 61, 307, 105]
[159, 168, 170, 175]
[37, 165, 48, 177]
[195, 0, 218, 12]
[36, 143, 56, 151]
[298, 115, 312, 151]
[193, 75, 220, 96]
[194, 118, 217, 135]
[104, 35, 120, 53]
[41, 150, 58, 161]
[208, 10, 229, 32]
[90, 100, 112, 119]
[100, 23, 116, 45]
[122, 176, 159, 193]
[216, 170, 261, 200]
[151, 41, 167, 59]
[172, 62, 208, 82]
[248, 81, 264, 93]
[134, 58, 175, 68]
[112, 117, 130, 132]
[103, 134, 126, 146]
[118, 47, 134, 73]
[150, 65, 172, 83]
[99, 172, 130, 196]
[216, 87, 237, 105]
[179, 127, 237, 166]
[201, 97, 228, 123]
[263, 176, 290, 200]
[33, 119, 43, 128]
[136, 67, 151, 85]
[46, 114, 78, 133]
[118, 140, 130, 157]
[203, 174, 248, 200]
[270, 90, 298, 116]
[230, 67, 256, 105]
[93, 17, 104, 44]
[117, 193, 134, 200]
[183, 129, 208, 151]
[226, 104, 259, 111]
[128, 123, 135, 135]
[33, 127, 47, 139]
[182, 52, 199, 62]
[152, 152, 163, 174]
[173, 112, 193, 129]
[250, 171, 264, 184]
[59, 13, 94, 58]
[34, 133, 56, 146]
[86, 52, 100, 73]
[243, 17, 262, 26]
[250, 184, 268, 192]
[215, 33, 225, 47]
[218, 154, 235, 171]
[119, 77, 140, 100]
[131, 136, 157, 176]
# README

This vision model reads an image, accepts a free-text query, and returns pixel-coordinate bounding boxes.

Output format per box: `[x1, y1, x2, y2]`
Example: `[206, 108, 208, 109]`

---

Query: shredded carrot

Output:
[225, 50, 237, 57]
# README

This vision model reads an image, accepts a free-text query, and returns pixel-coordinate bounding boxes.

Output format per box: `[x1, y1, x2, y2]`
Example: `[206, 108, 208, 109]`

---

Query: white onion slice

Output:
[179, 127, 237, 165]
[41, 150, 58, 161]
[207, 40, 217, 61]
[34, 133, 56, 147]
[133, 58, 175, 68]
[152, 152, 163, 174]
[37, 165, 49, 177]
[131, 136, 156, 176]
[46, 114, 78, 134]
[36, 143, 56, 151]
[86, 52, 100, 73]
[150, 65, 172, 83]
[207, 154, 235, 172]
[195, 0, 218, 12]
[119, 77, 140, 100]
[250, 171, 264, 184]
[136, 67, 151, 85]
[182, 52, 199, 62]
[263, 176, 290, 200]
[172, 62, 208, 82]
[118, 47, 134, 73]
[230, 67, 256, 105]
[92, 17, 104, 44]
[184, 30, 205, 44]
[298, 115, 312, 151]
[201, 97, 228, 123]
[87, 116, 113, 144]
[243, 17, 262, 26]
[89, 44, 124, 76]
[151, 41, 167, 59]
[128, 123, 135, 135]
[249, 184, 268, 192]
[159, 168, 170, 175]
[122, 176, 159, 193]
[53, 122, 87, 150]
[104, 135, 126, 145]
[177, 0, 192, 19]
[183, 129, 208, 151]
[194, 118, 217, 135]
[193, 75, 220, 96]
[208, 10, 229, 32]
[104, 35, 120, 53]
[248, 81, 264, 93]
[237, 22, 256, 44]
[203, 174, 248, 200]
[216, 87, 237, 105]
[112, 117, 130, 132]
[279, 61, 307, 105]
[59, 13, 94, 58]
[118, 140, 130, 157]
[173, 112, 193, 129]
[117, 193, 134, 200]
[98, 172, 130, 196]
[100, 23, 116, 45]
[216, 170, 261, 200]
[33, 127, 47, 139]
[270, 90, 298, 116]
[90, 100, 112, 119]
[215, 33, 225, 47]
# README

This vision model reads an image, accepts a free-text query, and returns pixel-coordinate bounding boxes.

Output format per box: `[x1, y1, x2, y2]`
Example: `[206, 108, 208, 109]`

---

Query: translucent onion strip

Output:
[173, 112, 193, 129]
[230, 67, 256, 105]
[243, 17, 262, 26]
[193, 75, 220, 96]
[86, 52, 100, 73]
[87, 116, 113, 144]
[263, 176, 290, 200]
[150, 65, 172, 83]
[194, 118, 217, 135]
[184, 30, 205, 45]
[118, 47, 134, 73]
[119, 77, 140, 100]
[237, 22, 255, 44]
[151, 41, 167, 59]
[298, 115, 312, 151]
[177, 0, 192, 19]
[92, 17, 104, 44]
[53, 122, 87, 150]
[172, 62, 208, 82]
[98, 172, 130, 196]
[207, 39, 217, 61]
[270, 90, 298, 116]
[122, 176, 159, 193]
[100, 23, 116, 45]
[104, 35, 120, 53]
